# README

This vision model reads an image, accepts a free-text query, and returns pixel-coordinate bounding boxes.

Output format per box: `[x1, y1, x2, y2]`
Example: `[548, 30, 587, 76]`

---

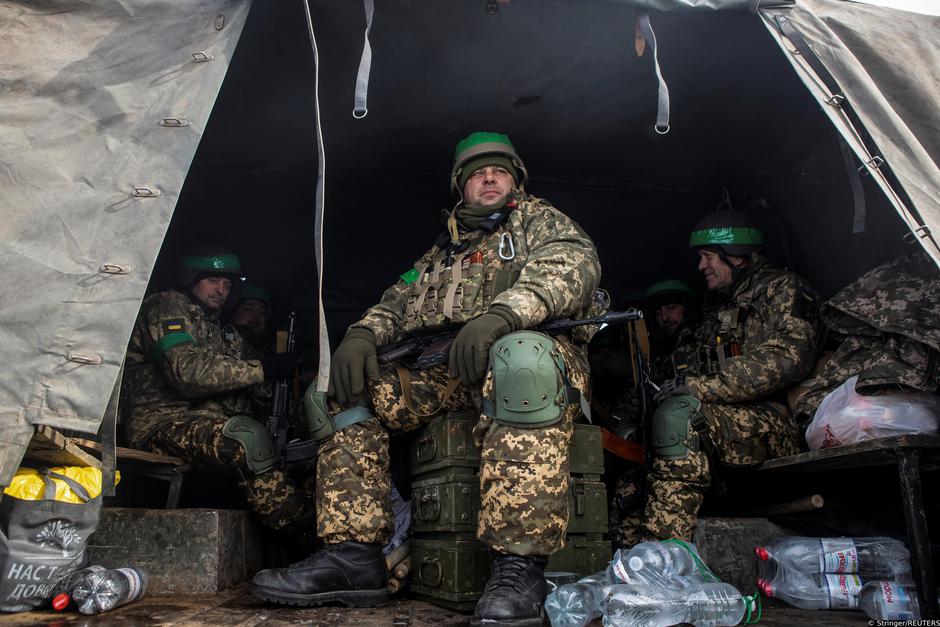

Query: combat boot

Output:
[250, 541, 389, 607]
[471, 552, 548, 626]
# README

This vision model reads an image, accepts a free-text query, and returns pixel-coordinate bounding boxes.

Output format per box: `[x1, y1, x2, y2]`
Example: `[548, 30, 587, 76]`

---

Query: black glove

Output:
[448, 307, 516, 386]
[261, 351, 300, 381]
[329, 327, 379, 406]
[654, 376, 689, 403]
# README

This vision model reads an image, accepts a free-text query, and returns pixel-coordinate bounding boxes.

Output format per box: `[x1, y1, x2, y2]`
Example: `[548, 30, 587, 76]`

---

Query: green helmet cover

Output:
[645, 279, 696, 302]
[490, 331, 566, 428]
[689, 210, 765, 256]
[235, 282, 271, 308]
[178, 245, 242, 286]
[452, 131, 528, 195]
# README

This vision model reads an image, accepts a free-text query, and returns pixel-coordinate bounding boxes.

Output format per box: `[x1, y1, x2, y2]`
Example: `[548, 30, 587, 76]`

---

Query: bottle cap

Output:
[628, 556, 644, 571]
[756, 546, 769, 561]
[52, 593, 70, 611]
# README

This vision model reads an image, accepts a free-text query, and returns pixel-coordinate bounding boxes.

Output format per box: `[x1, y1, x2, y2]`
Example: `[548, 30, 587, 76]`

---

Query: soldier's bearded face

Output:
[656, 303, 686, 335]
[191, 276, 232, 311]
[697, 250, 734, 290]
[463, 165, 515, 206]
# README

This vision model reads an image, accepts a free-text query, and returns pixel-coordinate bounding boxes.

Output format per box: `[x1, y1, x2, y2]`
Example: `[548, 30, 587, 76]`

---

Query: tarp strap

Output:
[353, 0, 374, 119]
[772, 14, 935, 249]
[839, 139, 867, 234]
[637, 14, 670, 135]
[302, 0, 332, 393]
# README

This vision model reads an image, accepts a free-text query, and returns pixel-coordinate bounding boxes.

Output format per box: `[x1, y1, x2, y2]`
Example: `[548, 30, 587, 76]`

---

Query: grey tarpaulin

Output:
[760, 0, 940, 265]
[0, 1, 252, 484]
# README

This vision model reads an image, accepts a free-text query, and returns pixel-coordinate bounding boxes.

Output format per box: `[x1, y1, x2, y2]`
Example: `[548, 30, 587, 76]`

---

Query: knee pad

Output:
[303, 383, 375, 441]
[222, 415, 278, 475]
[651, 394, 703, 459]
[489, 331, 574, 428]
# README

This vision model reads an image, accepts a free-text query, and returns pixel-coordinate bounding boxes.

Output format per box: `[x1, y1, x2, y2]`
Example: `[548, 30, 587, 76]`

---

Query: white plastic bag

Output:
[806, 375, 940, 450]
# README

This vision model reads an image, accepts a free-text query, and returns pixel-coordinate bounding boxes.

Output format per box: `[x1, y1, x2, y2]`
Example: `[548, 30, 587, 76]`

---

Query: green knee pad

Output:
[222, 415, 278, 475]
[303, 383, 375, 441]
[489, 331, 571, 428]
[651, 394, 703, 459]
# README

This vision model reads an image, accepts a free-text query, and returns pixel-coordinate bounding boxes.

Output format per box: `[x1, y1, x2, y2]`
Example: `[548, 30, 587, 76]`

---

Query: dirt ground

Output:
[0, 589, 874, 626]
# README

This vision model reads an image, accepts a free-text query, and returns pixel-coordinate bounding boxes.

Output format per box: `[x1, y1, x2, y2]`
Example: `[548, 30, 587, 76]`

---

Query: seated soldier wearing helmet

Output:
[623, 211, 820, 545]
[120, 246, 313, 541]
[250, 132, 601, 627]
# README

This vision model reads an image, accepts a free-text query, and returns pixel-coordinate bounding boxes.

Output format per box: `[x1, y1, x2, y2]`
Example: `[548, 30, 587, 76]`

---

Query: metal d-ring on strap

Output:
[498, 232, 515, 260]
[352, 0, 375, 119]
[637, 14, 671, 135]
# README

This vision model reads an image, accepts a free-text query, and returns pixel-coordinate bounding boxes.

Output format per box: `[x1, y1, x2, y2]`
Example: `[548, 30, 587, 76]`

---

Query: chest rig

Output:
[402, 205, 522, 334]
[671, 302, 751, 378]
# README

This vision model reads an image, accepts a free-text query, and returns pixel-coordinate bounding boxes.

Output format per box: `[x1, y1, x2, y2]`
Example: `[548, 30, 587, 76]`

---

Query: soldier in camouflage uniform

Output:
[251, 132, 601, 626]
[624, 211, 819, 544]
[645, 279, 700, 384]
[227, 281, 273, 361]
[121, 247, 312, 537]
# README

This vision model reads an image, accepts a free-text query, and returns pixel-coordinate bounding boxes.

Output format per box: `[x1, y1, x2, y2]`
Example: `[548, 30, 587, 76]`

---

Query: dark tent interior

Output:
[148, 0, 918, 359]
[127, 0, 934, 555]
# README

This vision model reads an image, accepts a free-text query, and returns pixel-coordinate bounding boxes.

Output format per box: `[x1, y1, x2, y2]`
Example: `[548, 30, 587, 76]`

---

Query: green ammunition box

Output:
[546, 535, 612, 575]
[412, 473, 607, 535]
[410, 537, 490, 611]
[412, 469, 480, 534]
[411, 413, 605, 478]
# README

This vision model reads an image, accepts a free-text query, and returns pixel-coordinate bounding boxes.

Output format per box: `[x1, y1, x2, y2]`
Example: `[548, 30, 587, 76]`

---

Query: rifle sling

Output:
[396, 364, 462, 418]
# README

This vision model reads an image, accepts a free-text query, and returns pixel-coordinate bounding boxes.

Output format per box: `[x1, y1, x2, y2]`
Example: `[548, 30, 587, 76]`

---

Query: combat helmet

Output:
[451, 131, 528, 196]
[645, 279, 696, 311]
[178, 244, 243, 287]
[232, 282, 271, 309]
[689, 210, 765, 257]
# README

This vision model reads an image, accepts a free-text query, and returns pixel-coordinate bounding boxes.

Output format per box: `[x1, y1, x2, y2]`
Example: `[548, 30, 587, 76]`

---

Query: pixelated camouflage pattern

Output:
[793, 251, 940, 424]
[318, 337, 589, 556]
[122, 290, 265, 447]
[622, 257, 815, 542]
[631, 400, 800, 542]
[651, 323, 701, 384]
[147, 411, 314, 534]
[686, 256, 820, 403]
[351, 195, 601, 346]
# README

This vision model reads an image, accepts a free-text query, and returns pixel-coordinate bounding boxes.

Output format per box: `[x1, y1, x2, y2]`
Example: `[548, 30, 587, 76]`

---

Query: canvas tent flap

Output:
[0, 0, 252, 484]
[760, 0, 940, 265]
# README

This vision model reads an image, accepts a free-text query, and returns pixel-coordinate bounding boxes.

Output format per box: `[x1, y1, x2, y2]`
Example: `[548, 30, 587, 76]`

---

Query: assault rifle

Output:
[377, 309, 644, 369]
[267, 311, 296, 459]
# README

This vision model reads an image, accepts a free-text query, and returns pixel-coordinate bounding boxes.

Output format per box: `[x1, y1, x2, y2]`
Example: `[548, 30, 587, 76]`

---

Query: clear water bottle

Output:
[50, 565, 107, 611]
[70, 567, 148, 615]
[860, 580, 925, 621]
[544, 571, 611, 627]
[757, 569, 865, 610]
[755, 537, 910, 578]
[608, 541, 703, 587]
[604, 582, 749, 627]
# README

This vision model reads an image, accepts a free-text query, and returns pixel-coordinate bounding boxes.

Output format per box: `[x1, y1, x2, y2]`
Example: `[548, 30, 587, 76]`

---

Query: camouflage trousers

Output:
[318, 336, 589, 557]
[145, 411, 315, 535]
[618, 399, 800, 546]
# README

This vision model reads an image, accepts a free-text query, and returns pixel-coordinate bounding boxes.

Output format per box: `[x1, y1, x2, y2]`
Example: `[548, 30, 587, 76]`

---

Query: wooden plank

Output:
[757, 434, 940, 473]
[25, 426, 100, 469]
[72, 438, 185, 466]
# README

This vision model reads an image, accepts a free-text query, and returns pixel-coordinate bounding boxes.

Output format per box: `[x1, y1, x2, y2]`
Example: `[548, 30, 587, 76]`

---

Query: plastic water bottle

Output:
[860, 580, 925, 621]
[604, 582, 749, 627]
[608, 541, 703, 587]
[50, 565, 107, 611]
[757, 569, 866, 610]
[544, 571, 611, 627]
[755, 537, 910, 578]
[70, 567, 148, 615]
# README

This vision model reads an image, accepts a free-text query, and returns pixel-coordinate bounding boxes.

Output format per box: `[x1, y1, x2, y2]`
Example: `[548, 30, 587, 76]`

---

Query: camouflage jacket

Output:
[685, 256, 820, 404]
[351, 195, 602, 345]
[793, 251, 940, 422]
[121, 290, 265, 447]
[651, 322, 700, 385]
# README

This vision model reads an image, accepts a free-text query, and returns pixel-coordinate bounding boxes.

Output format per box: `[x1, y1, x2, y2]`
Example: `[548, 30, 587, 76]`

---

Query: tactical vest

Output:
[401, 228, 524, 335]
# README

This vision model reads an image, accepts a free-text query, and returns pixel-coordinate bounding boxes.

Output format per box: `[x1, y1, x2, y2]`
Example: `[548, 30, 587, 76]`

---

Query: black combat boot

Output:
[471, 552, 548, 626]
[250, 541, 389, 607]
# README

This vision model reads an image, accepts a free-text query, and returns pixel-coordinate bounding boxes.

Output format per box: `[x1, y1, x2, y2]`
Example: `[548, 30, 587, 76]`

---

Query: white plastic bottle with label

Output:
[757, 569, 865, 610]
[604, 582, 749, 627]
[860, 580, 926, 621]
[755, 537, 910, 578]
